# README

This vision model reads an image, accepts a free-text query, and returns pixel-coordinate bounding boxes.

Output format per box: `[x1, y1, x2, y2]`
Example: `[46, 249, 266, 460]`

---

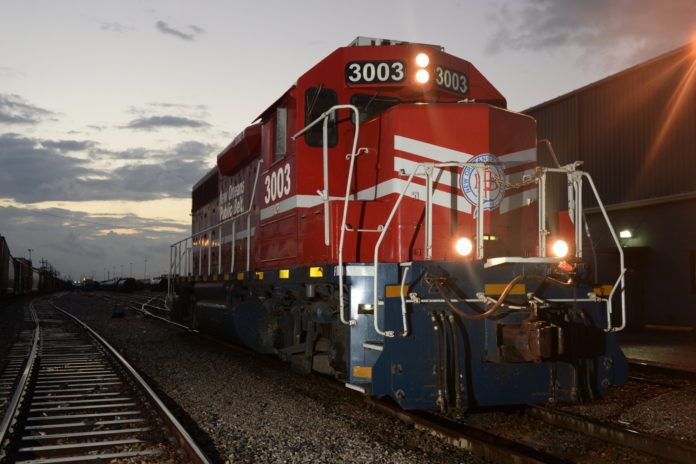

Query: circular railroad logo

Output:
[460, 154, 506, 211]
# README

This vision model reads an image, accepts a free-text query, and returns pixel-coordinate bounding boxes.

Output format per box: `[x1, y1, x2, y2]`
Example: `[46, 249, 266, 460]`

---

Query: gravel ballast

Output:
[55, 293, 484, 464]
[51, 292, 696, 463]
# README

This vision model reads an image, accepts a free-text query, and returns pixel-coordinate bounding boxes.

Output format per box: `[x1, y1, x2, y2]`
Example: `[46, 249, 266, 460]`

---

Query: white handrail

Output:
[292, 104, 362, 326]
[292, 104, 361, 247]
[399, 263, 411, 337]
[539, 164, 627, 332]
[581, 171, 626, 332]
[372, 161, 488, 337]
[475, 165, 485, 260]
[168, 159, 263, 284]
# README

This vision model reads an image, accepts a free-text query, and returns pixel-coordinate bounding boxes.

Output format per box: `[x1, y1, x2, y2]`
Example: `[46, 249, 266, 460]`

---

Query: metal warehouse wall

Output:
[525, 44, 696, 328]
[586, 199, 696, 327]
[526, 44, 696, 206]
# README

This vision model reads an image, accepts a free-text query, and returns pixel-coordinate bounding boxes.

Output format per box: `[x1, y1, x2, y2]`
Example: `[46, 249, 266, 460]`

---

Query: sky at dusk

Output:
[1, 0, 695, 280]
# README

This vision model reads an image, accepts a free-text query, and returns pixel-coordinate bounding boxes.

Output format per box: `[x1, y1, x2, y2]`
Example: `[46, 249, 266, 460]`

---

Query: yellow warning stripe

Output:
[352, 366, 372, 379]
[484, 283, 526, 296]
[385, 285, 409, 298]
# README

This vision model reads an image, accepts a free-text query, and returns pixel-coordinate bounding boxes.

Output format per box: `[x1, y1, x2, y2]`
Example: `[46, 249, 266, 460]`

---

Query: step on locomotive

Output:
[168, 37, 628, 411]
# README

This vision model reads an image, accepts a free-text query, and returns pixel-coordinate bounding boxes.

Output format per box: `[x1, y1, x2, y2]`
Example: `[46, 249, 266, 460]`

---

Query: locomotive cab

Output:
[169, 37, 628, 412]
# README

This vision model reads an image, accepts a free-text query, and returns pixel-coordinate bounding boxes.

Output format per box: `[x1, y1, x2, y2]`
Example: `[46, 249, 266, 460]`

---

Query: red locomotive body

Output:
[189, 39, 537, 274]
[170, 38, 628, 412]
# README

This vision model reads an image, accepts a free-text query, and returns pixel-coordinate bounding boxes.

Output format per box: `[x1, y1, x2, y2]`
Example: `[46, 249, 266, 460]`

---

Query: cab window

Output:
[351, 93, 401, 123]
[304, 87, 337, 147]
[273, 107, 287, 163]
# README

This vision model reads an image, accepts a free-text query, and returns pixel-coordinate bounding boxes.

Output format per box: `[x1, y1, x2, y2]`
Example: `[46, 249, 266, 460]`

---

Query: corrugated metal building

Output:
[525, 44, 696, 327]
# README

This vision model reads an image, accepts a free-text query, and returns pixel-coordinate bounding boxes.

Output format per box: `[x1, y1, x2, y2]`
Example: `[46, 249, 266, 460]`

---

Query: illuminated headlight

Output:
[551, 240, 569, 258]
[415, 52, 430, 67]
[416, 69, 430, 83]
[455, 237, 473, 256]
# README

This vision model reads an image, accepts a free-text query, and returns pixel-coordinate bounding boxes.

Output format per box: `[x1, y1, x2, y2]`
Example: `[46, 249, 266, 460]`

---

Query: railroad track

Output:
[97, 293, 188, 331]
[98, 293, 173, 322]
[52, 292, 696, 463]
[525, 404, 696, 464]
[628, 359, 696, 387]
[0, 299, 210, 464]
[0, 306, 34, 435]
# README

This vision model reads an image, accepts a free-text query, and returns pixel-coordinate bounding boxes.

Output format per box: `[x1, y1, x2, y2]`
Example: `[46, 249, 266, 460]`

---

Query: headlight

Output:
[455, 237, 473, 256]
[416, 69, 430, 83]
[551, 239, 569, 258]
[415, 53, 429, 67]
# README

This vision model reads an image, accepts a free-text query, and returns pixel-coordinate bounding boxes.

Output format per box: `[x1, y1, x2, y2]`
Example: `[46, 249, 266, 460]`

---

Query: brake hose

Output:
[435, 273, 573, 321]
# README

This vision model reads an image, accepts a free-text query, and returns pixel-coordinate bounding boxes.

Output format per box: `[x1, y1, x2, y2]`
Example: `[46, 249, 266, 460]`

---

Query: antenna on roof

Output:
[348, 36, 444, 51]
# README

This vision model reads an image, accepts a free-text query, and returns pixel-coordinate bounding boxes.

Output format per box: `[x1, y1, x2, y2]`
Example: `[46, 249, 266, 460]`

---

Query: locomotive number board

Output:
[345, 60, 405, 84]
[434, 65, 468, 96]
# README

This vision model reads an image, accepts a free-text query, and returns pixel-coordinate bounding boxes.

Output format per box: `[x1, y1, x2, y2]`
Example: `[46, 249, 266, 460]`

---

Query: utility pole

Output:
[144, 259, 148, 280]
[129, 262, 133, 278]
[28, 248, 33, 262]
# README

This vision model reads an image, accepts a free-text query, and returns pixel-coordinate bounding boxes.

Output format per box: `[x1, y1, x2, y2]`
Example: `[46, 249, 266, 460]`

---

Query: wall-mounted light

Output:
[619, 229, 632, 239]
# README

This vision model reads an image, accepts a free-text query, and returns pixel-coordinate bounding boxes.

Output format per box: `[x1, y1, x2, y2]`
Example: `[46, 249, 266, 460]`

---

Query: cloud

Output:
[169, 140, 214, 161]
[0, 133, 96, 202]
[100, 22, 131, 33]
[123, 115, 210, 130]
[155, 21, 204, 41]
[95, 140, 213, 162]
[93, 147, 149, 160]
[146, 102, 208, 111]
[486, 0, 696, 64]
[0, 67, 24, 79]
[0, 93, 54, 125]
[0, 133, 216, 203]
[0, 203, 187, 280]
[104, 159, 207, 196]
[41, 139, 96, 152]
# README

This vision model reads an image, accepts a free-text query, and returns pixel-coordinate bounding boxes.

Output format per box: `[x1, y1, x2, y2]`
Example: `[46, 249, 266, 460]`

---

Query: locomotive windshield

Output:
[350, 93, 401, 123]
[304, 86, 338, 147]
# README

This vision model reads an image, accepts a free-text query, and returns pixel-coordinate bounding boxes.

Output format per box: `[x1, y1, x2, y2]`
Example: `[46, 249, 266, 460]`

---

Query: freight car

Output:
[98, 277, 141, 293]
[0, 235, 69, 296]
[0, 236, 14, 294]
[14, 258, 33, 295]
[168, 37, 628, 411]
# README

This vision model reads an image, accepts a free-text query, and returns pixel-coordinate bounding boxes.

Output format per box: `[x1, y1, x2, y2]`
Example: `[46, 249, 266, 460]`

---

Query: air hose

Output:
[435, 273, 573, 321]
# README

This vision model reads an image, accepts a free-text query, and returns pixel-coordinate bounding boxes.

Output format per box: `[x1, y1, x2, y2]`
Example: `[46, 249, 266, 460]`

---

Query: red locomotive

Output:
[169, 37, 628, 411]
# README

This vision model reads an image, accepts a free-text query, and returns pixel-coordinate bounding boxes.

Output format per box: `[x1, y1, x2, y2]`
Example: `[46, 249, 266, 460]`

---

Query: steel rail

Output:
[46, 301, 209, 463]
[182, 323, 570, 464]
[526, 404, 696, 464]
[100, 293, 191, 332]
[80, 293, 573, 464]
[366, 399, 569, 464]
[80, 292, 696, 463]
[0, 302, 39, 460]
[627, 359, 696, 379]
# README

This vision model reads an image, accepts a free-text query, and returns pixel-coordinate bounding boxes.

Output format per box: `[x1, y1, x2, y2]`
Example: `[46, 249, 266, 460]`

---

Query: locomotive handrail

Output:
[292, 104, 361, 246]
[372, 160, 488, 337]
[167, 159, 263, 298]
[539, 164, 627, 332]
[581, 170, 626, 332]
[292, 104, 362, 326]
